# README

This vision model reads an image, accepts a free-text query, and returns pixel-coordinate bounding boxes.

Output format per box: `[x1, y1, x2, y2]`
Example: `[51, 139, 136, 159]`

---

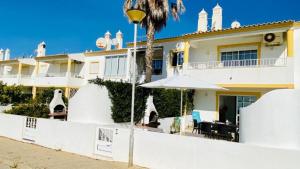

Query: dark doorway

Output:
[219, 96, 237, 124]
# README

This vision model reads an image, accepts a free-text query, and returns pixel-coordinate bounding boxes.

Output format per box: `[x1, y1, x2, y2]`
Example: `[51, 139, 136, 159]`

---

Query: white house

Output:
[0, 4, 300, 127]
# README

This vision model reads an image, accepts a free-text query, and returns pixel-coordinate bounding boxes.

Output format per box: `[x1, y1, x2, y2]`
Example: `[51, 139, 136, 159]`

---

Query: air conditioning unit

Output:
[263, 33, 283, 46]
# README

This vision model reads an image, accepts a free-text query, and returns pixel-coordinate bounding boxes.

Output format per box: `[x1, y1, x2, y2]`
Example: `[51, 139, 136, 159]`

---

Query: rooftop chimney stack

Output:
[37, 42, 46, 57]
[105, 31, 112, 51]
[115, 30, 123, 49]
[211, 3, 223, 31]
[0, 49, 4, 61]
[4, 49, 10, 60]
[198, 9, 208, 32]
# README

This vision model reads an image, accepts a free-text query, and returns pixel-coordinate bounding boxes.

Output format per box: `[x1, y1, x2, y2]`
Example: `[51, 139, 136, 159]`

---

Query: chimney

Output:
[211, 3, 223, 31]
[105, 31, 112, 51]
[198, 9, 208, 32]
[37, 41, 46, 57]
[4, 49, 10, 60]
[115, 30, 123, 49]
[0, 49, 4, 61]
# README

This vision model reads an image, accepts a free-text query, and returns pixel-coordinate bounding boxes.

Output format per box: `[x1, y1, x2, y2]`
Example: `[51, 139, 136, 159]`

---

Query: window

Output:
[221, 50, 258, 66]
[105, 55, 127, 77]
[89, 62, 99, 74]
[171, 51, 184, 67]
[152, 60, 163, 75]
[237, 96, 257, 113]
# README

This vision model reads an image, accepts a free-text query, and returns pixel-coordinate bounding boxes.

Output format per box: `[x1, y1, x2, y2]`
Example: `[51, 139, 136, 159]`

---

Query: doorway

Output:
[218, 95, 257, 125]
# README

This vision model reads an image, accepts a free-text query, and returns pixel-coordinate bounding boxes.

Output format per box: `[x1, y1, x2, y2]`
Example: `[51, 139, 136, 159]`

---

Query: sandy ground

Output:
[0, 137, 144, 169]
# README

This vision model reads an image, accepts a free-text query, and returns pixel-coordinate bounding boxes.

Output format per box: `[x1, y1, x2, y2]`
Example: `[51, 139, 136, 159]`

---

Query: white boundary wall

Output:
[133, 130, 300, 169]
[240, 89, 300, 150]
[1, 113, 300, 169]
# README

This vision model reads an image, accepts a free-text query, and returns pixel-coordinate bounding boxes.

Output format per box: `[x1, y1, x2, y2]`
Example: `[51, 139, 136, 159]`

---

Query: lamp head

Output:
[126, 8, 146, 24]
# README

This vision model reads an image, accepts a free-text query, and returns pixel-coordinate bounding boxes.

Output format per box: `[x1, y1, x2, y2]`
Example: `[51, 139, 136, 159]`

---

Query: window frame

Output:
[104, 55, 127, 77]
[89, 61, 100, 74]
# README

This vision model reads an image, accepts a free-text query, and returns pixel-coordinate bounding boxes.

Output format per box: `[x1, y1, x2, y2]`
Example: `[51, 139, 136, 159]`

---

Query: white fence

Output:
[187, 58, 287, 70]
[0, 113, 300, 169]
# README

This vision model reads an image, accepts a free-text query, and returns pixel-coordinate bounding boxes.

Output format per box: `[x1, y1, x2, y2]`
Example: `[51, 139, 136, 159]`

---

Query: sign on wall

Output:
[94, 127, 114, 157]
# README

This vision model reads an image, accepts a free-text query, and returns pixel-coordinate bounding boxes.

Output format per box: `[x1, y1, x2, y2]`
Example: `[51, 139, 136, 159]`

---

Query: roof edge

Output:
[127, 20, 296, 47]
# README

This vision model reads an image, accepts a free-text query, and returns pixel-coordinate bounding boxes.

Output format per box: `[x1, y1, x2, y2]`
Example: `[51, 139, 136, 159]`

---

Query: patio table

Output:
[199, 121, 238, 141]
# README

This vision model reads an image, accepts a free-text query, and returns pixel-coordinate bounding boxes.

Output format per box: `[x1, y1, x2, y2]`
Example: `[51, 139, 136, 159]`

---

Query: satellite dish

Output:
[96, 38, 107, 49]
[231, 21, 241, 28]
[112, 38, 118, 46]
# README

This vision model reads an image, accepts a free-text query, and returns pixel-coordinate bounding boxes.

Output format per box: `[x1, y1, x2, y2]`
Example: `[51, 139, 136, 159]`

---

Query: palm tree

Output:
[124, 0, 185, 82]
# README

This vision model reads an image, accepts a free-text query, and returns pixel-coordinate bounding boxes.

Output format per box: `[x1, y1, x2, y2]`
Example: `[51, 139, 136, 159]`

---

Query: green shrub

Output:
[4, 100, 50, 118]
[152, 89, 194, 118]
[90, 78, 149, 123]
[0, 81, 31, 105]
[90, 78, 194, 123]
[36, 87, 68, 105]
[1, 84, 67, 118]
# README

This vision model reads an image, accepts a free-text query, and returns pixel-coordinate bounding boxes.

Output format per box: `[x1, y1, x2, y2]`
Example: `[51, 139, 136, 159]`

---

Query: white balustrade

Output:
[187, 58, 287, 70]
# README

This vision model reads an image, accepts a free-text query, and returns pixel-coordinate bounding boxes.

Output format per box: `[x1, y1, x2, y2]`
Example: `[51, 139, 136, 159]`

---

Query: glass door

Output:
[236, 96, 257, 126]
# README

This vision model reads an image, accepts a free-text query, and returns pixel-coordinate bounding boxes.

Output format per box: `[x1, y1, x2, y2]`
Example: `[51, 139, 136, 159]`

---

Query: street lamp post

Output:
[126, 8, 146, 168]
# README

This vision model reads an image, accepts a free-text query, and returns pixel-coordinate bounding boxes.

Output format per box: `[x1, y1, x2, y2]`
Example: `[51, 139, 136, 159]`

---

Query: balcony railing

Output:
[187, 58, 287, 70]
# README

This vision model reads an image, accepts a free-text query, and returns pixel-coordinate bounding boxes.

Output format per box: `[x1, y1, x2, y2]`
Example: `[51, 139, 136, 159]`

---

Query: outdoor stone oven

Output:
[49, 89, 67, 120]
[143, 95, 160, 128]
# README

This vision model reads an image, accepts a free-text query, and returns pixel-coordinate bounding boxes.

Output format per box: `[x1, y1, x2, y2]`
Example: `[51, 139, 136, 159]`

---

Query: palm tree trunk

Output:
[145, 21, 155, 83]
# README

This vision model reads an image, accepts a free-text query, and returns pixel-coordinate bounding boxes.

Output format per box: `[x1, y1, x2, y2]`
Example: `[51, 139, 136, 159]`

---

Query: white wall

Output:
[240, 89, 300, 150]
[68, 84, 114, 125]
[0, 113, 113, 160]
[0, 113, 300, 169]
[293, 28, 300, 89]
[34, 76, 85, 87]
[133, 129, 300, 169]
[185, 60, 293, 84]
[35, 119, 98, 158]
[193, 90, 217, 121]
[158, 115, 193, 134]
[0, 113, 24, 141]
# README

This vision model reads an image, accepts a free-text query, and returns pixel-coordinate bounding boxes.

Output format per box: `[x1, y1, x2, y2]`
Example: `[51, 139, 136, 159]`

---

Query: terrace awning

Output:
[140, 75, 226, 90]
[140, 75, 227, 133]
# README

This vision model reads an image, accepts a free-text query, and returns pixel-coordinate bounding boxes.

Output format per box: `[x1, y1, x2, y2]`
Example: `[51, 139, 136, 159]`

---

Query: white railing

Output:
[187, 58, 287, 70]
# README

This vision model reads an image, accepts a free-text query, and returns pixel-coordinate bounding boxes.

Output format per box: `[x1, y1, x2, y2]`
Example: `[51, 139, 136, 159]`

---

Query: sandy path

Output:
[0, 137, 144, 169]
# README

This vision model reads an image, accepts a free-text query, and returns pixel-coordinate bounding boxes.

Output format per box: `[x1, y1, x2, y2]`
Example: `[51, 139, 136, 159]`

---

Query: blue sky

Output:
[0, 0, 299, 58]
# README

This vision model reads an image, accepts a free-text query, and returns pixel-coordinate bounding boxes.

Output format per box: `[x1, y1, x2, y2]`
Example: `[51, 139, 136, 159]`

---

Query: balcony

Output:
[0, 74, 19, 85]
[187, 58, 287, 70]
[35, 72, 86, 87]
[184, 57, 293, 85]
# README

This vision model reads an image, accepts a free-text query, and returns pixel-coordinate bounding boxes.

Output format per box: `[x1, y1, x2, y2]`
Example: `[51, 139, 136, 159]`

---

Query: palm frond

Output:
[123, 0, 185, 32]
